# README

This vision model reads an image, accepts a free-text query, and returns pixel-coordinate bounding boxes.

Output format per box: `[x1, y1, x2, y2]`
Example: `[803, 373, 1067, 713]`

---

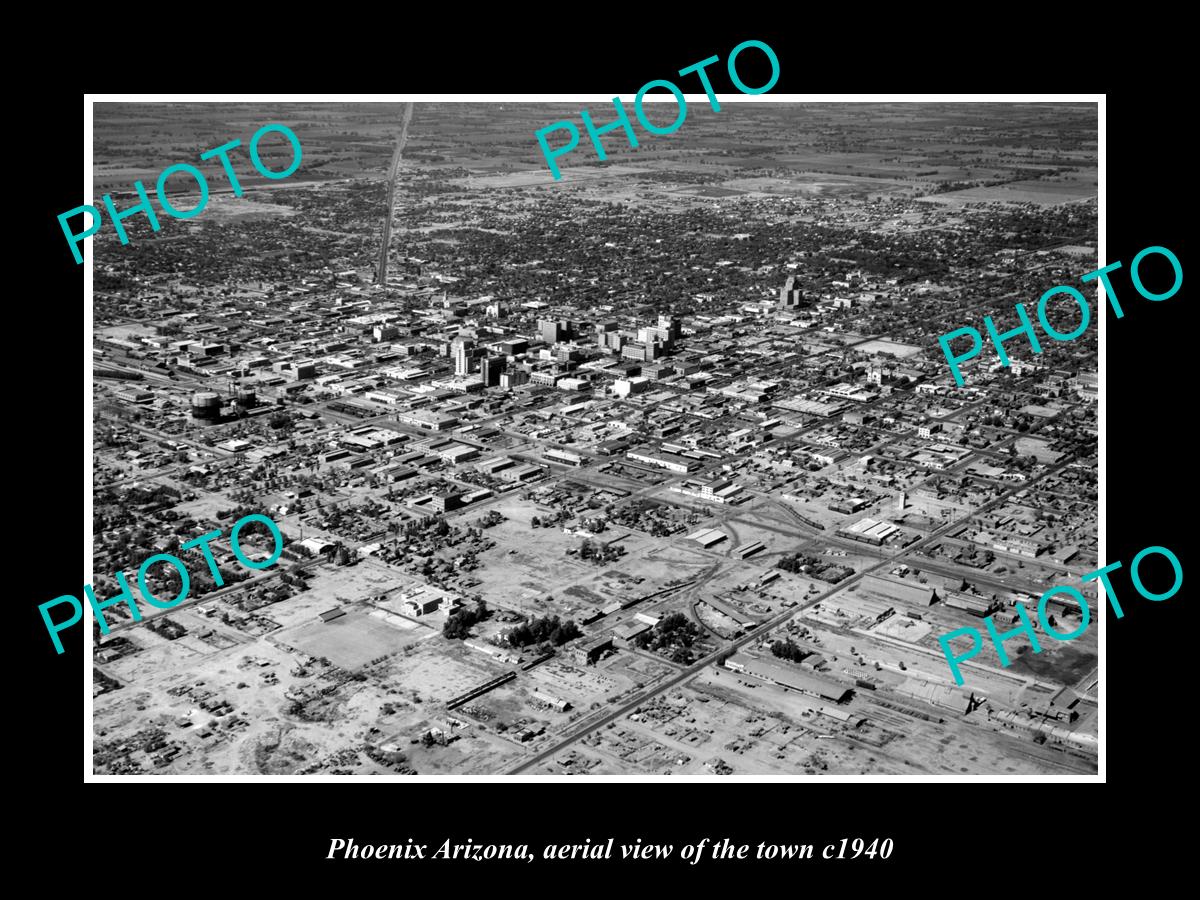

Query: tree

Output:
[443, 600, 491, 639]
[771, 639, 808, 663]
[506, 614, 581, 648]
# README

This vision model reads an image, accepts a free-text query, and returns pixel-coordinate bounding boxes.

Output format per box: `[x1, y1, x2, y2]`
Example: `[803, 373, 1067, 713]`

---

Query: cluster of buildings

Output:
[90, 101, 1098, 777]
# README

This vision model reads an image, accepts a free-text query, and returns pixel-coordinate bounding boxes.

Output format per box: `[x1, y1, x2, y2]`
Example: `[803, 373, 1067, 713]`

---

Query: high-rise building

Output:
[595, 320, 619, 349]
[500, 369, 530, 389]
[539, 319, 572, 345]
[452, 337, 476, 376]
[781, 275, 805, 307]
[481, 354, 504, 387]
[658, 314, 681, 344]
[640, 314, 681, 350]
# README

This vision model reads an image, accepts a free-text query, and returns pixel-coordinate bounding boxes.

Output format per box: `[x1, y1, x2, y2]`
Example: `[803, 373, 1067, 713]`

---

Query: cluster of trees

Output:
[420, 730, 450, 748]
[771, 638, 810, 664]
[634, 613, 702, 664]
[146, 617, 187, 640]
[394, 515, 451, 538]
[777, 552, 817, 574]
[505, 615, 582, 648]
[1006, 452, 1041, 470]
[579, 539, 623, 563]
[530, 510, 571, 529]
[953, 546, 995, 568]
[279, 564, 308, 588]
[609, 500, 680, 537]
[933, 180, 978, 194]
[476, 510, 505, 528]
[777, 552, 852, 584]
[364, 744, 416, 773]
[443, 600, 490, 640]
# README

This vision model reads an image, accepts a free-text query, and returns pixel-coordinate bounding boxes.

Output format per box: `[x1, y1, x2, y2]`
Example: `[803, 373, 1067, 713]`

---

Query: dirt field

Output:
[555, 665, 1097, 776]
[1013, 437, 1063, 463]
[853, 339, 923, 358]
[278, 611, 430, 669]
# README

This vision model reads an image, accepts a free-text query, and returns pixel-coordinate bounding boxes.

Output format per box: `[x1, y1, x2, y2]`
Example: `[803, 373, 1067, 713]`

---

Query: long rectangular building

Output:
[626, 449, 699, 473]
[398, 409, 459, 432]
[725, 655, 854, 704]
[860, 573, 938, 607]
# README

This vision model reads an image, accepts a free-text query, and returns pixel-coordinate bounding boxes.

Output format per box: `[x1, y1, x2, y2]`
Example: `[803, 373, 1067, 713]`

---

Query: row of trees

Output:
[530, 511, 571, 529]
[505, 615, 582, 649]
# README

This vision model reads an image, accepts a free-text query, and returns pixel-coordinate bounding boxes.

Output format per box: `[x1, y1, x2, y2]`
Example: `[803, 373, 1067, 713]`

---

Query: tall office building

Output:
[658, 314, 681, 344]
[453, 337, 476, 376]
[500, 369, 530, 389]
[780, 275, 805, 307]
[595, 320, 619, 349]
[640, 314, 681, 350]
[481, 354, 504, 387]
[539, 318, 572, 345]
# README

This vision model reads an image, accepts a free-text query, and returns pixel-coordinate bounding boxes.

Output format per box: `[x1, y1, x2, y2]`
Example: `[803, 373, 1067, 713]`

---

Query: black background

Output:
[19, 23, 1190, 886]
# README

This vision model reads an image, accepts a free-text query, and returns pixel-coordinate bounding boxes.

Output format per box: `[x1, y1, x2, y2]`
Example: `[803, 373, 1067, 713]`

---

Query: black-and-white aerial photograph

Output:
[87, 99, 1099, 777]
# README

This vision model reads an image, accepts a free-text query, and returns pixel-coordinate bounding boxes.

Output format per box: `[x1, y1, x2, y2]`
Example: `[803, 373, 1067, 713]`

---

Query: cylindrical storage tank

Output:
[236, 388, 257, 408]
[191, 391, 222, 420]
